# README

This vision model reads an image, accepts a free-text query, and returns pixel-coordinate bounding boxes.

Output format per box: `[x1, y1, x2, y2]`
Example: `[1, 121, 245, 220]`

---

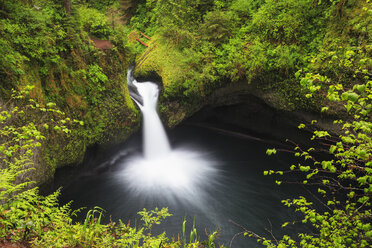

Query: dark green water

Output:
[54, 124, 309, 247]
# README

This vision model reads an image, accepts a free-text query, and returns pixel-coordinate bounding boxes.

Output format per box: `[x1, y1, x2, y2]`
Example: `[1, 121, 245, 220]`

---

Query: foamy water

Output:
[122, 69, 219, 210]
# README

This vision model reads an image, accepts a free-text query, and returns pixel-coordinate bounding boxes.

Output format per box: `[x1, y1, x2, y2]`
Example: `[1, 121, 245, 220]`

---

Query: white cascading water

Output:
[132, 81, 171, 158]
[121, 69, 218, 211]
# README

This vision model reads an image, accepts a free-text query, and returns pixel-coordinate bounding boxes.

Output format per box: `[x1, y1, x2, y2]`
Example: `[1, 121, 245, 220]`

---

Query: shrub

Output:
[253, 46, 372, 247]
[76, 6, 112, 38]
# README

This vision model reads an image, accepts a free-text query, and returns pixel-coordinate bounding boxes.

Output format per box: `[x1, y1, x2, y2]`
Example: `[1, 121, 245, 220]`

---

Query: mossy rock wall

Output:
[4, 43, 140, 185]
[42, 47, 140, 185]
[133, 39, 320, 129]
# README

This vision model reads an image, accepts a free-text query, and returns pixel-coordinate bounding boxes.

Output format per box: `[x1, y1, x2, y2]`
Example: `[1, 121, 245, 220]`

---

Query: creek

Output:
[53, 73, 311, 247]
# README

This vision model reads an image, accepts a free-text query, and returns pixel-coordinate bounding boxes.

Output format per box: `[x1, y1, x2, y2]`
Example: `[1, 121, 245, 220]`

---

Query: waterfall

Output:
[124, 69, 219, 215]
[127, 68, 171, 158]
[133, 82, 171, 158]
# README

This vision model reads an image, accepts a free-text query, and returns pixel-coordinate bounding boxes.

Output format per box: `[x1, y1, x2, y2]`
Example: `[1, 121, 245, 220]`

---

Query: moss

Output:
[134, 35, 186, 88]
[42, 133, 86, 169]
[134, 37, 321, 127]
[261, 78, 321, 112]
[158, 102, 187, 128]
[0, 1, 145, 185]
[11, 39, 139, 185]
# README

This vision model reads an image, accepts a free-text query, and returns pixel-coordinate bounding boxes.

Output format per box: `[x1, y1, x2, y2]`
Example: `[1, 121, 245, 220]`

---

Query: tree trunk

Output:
[119, 0, 138, 23]
[64, 0, 70, 16]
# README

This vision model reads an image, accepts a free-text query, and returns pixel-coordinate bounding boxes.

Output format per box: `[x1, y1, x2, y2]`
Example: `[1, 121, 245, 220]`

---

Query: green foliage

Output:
[229, 0, 263, 18]
[86, 0, 116, 10]
[138, 207, 172, 232]
[0, 85, 80, 164]
[0, 0, 142, 175]
[181, 218, 199, 247]
[76, 5, 112, 38]
[86, 64, 108, 105]
[131, 0, 339, 110]
[252, 0, 308, 43]
[0, 90, 222, 247]
[0, 0, 67, 82]
[266, 149, 277, 156]
[1, 186, 223, 247]
[200, 10, 233, 46]
[0, 87, 79, 243]
[138, 0, 211, 31]
[130, 0, 370, 127]
[256, 43, 372, 247]
[0, 184, 72, 243]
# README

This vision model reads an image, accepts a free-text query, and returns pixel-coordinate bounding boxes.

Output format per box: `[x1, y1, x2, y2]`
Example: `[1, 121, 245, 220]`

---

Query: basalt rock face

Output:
[187, 93, 315, 146]
[186, 80, 340, 144]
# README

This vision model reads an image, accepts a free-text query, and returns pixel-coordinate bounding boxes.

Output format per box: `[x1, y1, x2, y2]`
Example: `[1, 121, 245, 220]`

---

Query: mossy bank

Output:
[0, 1, 141, 184]
[132, 0, 370, 130]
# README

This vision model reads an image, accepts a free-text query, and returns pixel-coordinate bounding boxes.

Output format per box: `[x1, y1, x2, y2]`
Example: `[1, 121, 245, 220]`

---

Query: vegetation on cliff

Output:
[132, 0, 370, 124]
[253, 45, 371, 247]
[0, 0, 140, 184]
